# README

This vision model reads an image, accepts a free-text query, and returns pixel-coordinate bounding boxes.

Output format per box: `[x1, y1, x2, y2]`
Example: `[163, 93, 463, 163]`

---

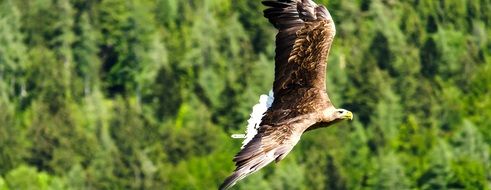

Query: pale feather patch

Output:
[231, 90, 274, 149]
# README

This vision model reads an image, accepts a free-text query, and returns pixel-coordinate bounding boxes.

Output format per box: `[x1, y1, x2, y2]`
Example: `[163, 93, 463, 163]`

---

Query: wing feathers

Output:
[219, 153, 276, 190]
[262, 0, 292, 8]
[265, 0, 335, 100]
[219, 172, 245, 190]
[221, 125, 297, 189]
[263, 0, 335, 98]
[221, 132, 284, 190]
[233, 135, 263, 163]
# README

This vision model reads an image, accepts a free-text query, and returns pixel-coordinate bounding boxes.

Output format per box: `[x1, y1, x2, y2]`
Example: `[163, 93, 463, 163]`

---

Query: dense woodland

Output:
[0, 0, 490, 189]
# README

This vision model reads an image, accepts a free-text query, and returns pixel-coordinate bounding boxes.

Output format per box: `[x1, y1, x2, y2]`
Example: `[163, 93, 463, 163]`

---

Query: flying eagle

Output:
[220, 0, 353, 189]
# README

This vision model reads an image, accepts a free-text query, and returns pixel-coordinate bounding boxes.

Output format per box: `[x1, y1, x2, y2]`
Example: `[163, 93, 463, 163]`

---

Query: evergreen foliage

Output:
[0, 0, 490, 189]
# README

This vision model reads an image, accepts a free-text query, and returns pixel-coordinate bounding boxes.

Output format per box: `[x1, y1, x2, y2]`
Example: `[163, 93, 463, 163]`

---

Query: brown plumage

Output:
[219, 0, 353, 189]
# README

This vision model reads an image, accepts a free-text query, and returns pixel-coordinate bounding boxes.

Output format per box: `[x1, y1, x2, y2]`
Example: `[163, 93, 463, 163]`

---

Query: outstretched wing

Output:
[263, 0, 336, 108]
[219, 123, 307, 190]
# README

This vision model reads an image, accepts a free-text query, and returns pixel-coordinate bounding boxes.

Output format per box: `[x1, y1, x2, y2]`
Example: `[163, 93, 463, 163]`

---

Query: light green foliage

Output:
[0, 0, 26, 98]
[0, 94, 27, 175]
[368, 152, 410, 190]
[5, 165, 66, 190]
[72, 12, 101, 97]
[0, 0, 489, 189]
[0, 177, 8, 190]
[268, 159, 307, 190]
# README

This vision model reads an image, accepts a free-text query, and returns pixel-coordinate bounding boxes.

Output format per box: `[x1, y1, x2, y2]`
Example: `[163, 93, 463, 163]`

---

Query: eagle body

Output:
[220, 0, 353, 189]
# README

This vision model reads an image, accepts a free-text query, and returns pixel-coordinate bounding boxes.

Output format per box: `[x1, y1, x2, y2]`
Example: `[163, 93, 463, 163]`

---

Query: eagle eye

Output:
[337, 110, 344, 114]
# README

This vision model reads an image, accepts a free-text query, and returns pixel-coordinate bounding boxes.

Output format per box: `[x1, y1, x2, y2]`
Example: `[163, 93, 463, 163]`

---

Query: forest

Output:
[0, 0, 490, 189]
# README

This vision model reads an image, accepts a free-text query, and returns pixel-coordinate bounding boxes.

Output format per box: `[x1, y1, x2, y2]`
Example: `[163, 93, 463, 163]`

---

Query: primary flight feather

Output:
[220, 0, 353, 189]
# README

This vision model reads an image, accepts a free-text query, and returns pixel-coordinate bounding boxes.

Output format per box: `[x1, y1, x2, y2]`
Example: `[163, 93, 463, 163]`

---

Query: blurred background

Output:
[0, 0, 490, 189]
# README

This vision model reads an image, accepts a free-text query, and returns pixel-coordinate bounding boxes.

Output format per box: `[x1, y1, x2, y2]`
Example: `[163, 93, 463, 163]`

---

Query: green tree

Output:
[0, 0, 27, 99]
[73, 12, 100, 97]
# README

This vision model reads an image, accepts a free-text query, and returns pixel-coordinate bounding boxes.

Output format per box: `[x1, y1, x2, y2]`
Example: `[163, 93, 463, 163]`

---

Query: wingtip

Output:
[219, 172, 243, 190]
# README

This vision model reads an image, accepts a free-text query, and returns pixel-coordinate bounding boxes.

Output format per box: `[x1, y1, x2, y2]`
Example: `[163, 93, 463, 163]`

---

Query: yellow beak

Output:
[344, 111, 353, 120]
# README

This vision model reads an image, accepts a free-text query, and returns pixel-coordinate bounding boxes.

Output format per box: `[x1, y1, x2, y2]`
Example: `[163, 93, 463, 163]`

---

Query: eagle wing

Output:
[264, 0, 336, 113]
[220, 1, 337, 189]
[220, 121, 310, 190]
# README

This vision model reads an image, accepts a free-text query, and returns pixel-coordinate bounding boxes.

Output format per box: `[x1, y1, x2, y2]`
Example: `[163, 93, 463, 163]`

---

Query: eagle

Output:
[220, 0, 353, 189]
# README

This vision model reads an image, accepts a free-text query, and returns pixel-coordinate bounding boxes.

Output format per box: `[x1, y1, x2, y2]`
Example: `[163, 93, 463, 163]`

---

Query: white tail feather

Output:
[231, 90, 274, 149]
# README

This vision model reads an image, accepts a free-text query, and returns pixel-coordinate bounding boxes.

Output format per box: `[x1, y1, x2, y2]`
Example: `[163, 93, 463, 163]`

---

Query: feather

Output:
[241, 90, 274, 149]
[219, 171, 246, 190]
[231, 90, 275, 149]
[221, 139, 279, 190]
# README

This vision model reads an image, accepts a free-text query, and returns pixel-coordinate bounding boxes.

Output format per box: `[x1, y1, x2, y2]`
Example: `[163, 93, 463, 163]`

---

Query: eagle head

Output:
[334, 109, 353, 121]
[322, 108, 353, 123]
